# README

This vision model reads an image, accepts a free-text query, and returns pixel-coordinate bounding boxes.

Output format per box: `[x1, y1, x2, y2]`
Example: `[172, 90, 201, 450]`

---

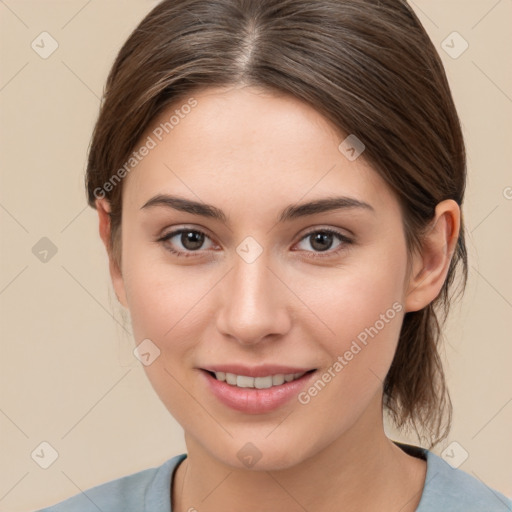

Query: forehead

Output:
[122, 86, 399, 220]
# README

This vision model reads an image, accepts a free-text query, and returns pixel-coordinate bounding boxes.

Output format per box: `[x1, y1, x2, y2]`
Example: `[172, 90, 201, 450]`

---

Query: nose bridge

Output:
[216, 244, 291, 344]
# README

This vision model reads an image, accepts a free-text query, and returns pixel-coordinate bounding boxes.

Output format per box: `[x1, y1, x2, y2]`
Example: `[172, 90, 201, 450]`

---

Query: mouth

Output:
[203, 369, 317, 389]
[200, 367, 318, 414]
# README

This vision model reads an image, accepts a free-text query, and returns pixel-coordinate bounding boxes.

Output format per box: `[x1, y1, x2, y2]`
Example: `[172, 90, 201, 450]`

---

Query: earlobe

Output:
[95, 198, 128, 308]
[404, 199, 460, 313]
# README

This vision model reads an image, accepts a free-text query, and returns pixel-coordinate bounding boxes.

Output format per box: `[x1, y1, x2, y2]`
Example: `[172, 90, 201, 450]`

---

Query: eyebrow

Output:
[140, 194, 375, 223]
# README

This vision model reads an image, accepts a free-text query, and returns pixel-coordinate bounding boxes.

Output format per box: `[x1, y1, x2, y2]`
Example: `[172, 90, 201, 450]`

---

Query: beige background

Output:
[0, 1, 511, 510]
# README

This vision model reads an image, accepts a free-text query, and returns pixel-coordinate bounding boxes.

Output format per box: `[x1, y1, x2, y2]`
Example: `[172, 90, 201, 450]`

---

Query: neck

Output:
[172, 392, 426, 512]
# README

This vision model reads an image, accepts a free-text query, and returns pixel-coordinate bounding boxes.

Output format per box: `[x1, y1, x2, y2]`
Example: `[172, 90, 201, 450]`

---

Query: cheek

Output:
[124, 262, 206, 342]
[121, 257, 212, 416]
[296, 241, 408, 391]
[121, 245, 224, 375]
[303, 256, 406, 345]
[294, 269, 406, 434]
[120, 222, 196, 337]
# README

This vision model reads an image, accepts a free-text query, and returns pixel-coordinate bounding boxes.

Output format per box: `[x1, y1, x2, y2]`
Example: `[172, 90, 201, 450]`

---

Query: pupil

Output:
[311, 232, 333, 252]
[182, 231, 204, 250]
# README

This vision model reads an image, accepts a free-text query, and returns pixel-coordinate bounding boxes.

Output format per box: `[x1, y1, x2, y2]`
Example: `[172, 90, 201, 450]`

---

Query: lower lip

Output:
[200, 370, 317, 414]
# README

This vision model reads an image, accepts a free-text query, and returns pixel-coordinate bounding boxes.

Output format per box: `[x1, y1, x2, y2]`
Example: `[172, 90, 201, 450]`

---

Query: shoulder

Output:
[418, 448, 512, 512]
[32, 453, 187, 512]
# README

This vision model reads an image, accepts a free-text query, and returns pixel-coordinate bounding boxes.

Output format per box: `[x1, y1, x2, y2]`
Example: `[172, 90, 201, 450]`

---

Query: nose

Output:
[215, 251, 292, 346]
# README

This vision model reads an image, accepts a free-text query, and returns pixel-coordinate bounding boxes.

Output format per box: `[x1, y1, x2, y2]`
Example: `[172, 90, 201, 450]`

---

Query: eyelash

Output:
[157, 227, 353, 260]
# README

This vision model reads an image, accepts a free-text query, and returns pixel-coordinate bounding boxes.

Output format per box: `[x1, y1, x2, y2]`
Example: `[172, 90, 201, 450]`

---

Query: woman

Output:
[36, 0, 512, 510]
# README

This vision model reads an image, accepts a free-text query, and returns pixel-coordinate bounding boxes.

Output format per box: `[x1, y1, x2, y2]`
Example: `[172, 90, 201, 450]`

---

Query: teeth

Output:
[272, 374, 285, 386]
[213, 371, 308, 388]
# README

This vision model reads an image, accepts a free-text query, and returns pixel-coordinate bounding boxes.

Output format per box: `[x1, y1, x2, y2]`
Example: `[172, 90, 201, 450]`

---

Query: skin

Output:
[96, 85, 460, 512]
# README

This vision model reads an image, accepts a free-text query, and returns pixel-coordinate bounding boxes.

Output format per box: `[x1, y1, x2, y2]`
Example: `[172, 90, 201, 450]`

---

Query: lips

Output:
[198, 365, 318, 414]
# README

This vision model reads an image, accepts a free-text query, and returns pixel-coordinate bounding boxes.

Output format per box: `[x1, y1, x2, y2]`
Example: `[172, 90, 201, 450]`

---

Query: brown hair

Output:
[85, 0, 467, 448]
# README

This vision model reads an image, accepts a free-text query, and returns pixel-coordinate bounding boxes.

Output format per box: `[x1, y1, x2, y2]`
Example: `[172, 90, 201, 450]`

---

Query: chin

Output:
[210, 437, 313, 472]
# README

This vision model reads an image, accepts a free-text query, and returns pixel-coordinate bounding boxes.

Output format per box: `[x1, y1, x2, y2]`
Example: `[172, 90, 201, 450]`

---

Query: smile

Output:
[210, 370, 312, 389]
[200, 369, 318, 414]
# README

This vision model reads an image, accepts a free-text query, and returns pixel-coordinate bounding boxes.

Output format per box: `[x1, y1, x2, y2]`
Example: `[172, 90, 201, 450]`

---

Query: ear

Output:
[96, 198, 128, 308]
[404, 199, 461, 313]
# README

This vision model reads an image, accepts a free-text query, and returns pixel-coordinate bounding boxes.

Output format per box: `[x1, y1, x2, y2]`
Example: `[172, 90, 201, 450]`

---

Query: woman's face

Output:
[107, 85, 419, 470]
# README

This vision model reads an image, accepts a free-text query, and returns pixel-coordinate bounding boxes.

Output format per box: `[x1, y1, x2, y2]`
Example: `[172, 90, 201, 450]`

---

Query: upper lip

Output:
[200, 364, 316, 378]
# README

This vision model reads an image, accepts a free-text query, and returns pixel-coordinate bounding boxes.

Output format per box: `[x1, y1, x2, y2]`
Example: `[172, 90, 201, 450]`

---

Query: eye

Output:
[157, 228, 216, 258]
[157, 227, 353, 259]
[294, 228, 353, 258]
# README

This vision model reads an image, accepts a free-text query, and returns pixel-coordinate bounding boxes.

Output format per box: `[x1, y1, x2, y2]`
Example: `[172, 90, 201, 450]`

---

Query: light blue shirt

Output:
[34, 442, 512, 511]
